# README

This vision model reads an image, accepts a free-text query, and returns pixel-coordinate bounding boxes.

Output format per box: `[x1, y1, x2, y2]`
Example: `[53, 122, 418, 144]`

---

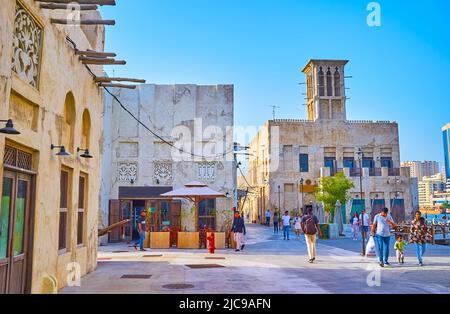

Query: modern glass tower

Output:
[443, 123, 450, 181]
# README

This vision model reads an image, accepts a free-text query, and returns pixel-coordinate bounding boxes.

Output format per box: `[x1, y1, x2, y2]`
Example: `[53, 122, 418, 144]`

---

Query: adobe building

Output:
[100, 84, 236, 244]
[0, 0, 105, 293]
[245, 60, 414, 223]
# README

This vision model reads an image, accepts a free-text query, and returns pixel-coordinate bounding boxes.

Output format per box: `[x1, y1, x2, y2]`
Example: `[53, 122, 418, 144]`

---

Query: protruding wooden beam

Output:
[80, 57, 126, 65]
[95, 77, 146, 83]
[75, 50, 117, 58]
[40, 3, 98, 10]
[36, 0, 116, 5]
[98, 83, 137, 89]
[51, 18, 115, 25]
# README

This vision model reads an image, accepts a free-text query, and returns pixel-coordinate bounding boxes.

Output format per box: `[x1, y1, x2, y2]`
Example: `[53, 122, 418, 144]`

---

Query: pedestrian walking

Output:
[265, 209, 271, 226]
[273, 212, 279, 234]
[409, 211, 430, 266]
[294, 213, 302, 240]
[359, 209, 370, 240]
[232, 211, 246, 252]
[301, 207, 322, 263]
[133, 209, 148, 251]
[370, 207, 397, 267]
[394, 235, 407, 264]
[281, 211, 291, 240]
[350, 212, 360, 241]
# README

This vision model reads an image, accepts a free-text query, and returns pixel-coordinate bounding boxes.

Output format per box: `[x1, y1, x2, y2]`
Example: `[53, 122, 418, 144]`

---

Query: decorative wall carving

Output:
[154, 162, 173, 184]
[118, 163, 138, 182]
[198, 162, 216, 181]
[12, 2, 43, 88]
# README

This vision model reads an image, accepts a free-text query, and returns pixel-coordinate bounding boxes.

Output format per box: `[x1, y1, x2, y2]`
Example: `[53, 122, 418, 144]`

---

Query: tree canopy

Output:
[315, 171, 354, 220]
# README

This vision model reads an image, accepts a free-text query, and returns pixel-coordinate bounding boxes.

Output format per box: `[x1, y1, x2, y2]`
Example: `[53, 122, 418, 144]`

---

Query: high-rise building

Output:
[443, 123, 450, 181]
[418, 174, 446, 207]
[401, 161, 440, 180]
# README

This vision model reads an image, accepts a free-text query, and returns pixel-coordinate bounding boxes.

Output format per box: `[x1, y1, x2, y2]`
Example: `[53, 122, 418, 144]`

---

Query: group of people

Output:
[131, 206, 431, 268]
[265, 208, 322, 263]
[349, 209, 370, 241]
[371, 208, 430, 267]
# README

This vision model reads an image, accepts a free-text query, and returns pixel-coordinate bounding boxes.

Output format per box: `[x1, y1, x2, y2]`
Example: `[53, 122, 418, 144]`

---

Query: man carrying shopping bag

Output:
[370, 207, 397, 267]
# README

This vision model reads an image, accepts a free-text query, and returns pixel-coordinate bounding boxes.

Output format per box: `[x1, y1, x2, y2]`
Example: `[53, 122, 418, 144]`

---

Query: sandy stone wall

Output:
[0, 0, 104, 293]
[246, 119, 414, 222]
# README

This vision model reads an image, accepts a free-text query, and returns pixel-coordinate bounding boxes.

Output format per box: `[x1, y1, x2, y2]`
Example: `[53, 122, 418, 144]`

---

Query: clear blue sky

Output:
[100, 0, 450, 166]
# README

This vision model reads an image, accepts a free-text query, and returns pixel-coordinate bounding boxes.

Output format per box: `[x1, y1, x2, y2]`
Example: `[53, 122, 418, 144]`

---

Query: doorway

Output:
[0, 170, 32, 294]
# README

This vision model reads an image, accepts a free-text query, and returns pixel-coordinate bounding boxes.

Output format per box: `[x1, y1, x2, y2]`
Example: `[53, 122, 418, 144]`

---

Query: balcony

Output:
[388, 168, 400, 176]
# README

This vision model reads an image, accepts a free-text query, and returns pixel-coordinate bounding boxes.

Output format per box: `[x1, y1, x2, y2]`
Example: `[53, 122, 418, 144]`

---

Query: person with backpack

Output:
[301, 207, 322, 263]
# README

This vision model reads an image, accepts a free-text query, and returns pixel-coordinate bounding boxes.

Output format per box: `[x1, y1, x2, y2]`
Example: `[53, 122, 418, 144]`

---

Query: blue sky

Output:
[100, 0, 450, 166]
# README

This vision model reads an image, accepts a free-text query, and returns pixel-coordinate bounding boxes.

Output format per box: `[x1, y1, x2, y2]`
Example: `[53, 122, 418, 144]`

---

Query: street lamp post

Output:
[357, 148, 366, 256]
[300, 178, 304, 215]
[278, 185, 281, 217]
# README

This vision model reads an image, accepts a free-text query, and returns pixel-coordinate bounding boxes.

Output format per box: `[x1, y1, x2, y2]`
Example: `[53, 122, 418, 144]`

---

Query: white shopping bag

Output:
[366, 236, 377, 257]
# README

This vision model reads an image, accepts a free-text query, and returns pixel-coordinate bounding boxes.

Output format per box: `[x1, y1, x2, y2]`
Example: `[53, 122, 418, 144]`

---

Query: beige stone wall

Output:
[0, 0, 104, 293]
[246, 119, 414, 222]
[101, 84, 235, 234]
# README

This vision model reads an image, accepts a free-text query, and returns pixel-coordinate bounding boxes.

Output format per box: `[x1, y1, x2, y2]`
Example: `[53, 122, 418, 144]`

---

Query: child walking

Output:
[394, 235, 408, 264]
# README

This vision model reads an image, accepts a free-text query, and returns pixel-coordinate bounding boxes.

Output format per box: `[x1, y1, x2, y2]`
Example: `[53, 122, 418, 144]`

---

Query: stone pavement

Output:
[61, 224, 450, 294]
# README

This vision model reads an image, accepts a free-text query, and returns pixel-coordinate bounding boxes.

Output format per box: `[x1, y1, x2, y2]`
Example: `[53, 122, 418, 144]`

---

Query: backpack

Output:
[304, 215, 317, 235]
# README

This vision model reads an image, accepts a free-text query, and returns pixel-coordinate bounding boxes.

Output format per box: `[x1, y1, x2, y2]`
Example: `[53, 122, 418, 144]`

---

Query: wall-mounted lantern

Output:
[77, 147, 93, 159]
[0, 119, 20, 135]
[51, 144, 70, 157]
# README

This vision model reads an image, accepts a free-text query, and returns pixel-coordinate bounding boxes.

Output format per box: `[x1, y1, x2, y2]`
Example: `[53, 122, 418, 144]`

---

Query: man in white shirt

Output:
[281, 211, 292, 240]
[359, 209, 370, 240]
[265, 209, 271, 226]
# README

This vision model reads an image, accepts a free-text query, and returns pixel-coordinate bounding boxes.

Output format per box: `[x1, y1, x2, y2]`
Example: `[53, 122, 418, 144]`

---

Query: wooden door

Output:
[120, 200, 132, 242]
[108, 200, 120, 243]
[170, 201, 181, 230]
[0, 171, 32, 294]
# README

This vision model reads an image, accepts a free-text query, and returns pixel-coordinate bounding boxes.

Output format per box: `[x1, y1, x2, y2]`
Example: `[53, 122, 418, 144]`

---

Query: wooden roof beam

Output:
[36, 0, 116, 5]
[40, 3, 98, 10]
[95, 77, 146, 83]
[51, 18, 115, 25]
[98, 83, 137, 89]
[75, 50, 117, 58]
[81, 58, 126, 65]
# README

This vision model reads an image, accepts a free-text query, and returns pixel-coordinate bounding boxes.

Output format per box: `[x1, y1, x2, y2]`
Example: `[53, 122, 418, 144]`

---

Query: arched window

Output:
[81, 109, 91, 150]
[63, 92, 76, 153]
[318, 67, 325, 96]
[334, 67, 341, 96]
[326, 67, 333, 96]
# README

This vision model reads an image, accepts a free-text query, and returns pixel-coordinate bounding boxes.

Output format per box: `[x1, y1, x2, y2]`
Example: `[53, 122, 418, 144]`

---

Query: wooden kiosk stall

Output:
[160, 181, 227, 249]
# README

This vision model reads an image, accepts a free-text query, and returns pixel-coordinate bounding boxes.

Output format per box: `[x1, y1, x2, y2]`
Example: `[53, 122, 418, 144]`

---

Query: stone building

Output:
[0, 0, 105, 293]
[245, 60, 413, 223]
[100, 84, 235, 244]
[401, 161, 440, 181]
[418, 175, 445, 207]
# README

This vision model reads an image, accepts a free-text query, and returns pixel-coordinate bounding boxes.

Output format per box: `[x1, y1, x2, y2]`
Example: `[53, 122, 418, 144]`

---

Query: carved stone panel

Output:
[12, 2, 43, 88]
[153, 162, 173, 184]
[118, 162, 138, 183]
[198, 162, 216, 182]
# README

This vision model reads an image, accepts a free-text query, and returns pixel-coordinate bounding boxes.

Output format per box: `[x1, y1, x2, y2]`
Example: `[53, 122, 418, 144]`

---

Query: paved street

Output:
[61, 224, 450, 294]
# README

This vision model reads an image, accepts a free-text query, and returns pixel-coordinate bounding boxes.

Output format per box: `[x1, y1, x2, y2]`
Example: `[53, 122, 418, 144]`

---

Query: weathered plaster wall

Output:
[101, 84, 235, 235]
[0, 0, 104, 293]
[247, 119, 414, 221]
